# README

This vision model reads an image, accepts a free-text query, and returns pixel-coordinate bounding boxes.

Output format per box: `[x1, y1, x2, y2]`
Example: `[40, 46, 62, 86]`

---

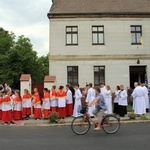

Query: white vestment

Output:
[85, 88, 95, 116]
[142, 86, 149, 109]
[73, 89, 82, 117]
[104, 90, 112, 114]
[118, 90, 128, 106]
[66, 90, 73, 104]
[132, 86, 146, 115]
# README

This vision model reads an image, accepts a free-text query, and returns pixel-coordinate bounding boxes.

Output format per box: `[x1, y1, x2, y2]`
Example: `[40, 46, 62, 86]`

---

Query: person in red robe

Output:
[50, 85, 58, 112]
[66, 84, 73, 117]
[0, 93, 3, 120]
[13, 90, 22, 120]
[57, 86, 67, 119]
[22, 89, 32, 120]
[42, 88, 50, 119]
[33, 88, 42, 120]
[2, 89, 15, 125]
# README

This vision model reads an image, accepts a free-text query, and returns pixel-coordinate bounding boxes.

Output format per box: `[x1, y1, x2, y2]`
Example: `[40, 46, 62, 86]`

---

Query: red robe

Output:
[57, 90, 66, 118]
[33, 93, 41, 119]
[42, 92, 50, 119]
[22, 94, 32, 116]
[2, 95, 12, 123]
[0, 97, 2, 120]
[13, 96, 22, 120]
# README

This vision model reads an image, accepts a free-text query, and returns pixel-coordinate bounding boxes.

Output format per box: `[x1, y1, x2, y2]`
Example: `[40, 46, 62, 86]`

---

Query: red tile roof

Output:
[49, 0, 150, 14]
[44, 76, 56, 82]
[20, 74, 31, 81]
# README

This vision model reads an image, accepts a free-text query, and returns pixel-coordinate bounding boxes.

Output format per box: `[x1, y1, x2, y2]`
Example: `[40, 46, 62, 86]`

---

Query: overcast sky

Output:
[0, 0, 52, 56]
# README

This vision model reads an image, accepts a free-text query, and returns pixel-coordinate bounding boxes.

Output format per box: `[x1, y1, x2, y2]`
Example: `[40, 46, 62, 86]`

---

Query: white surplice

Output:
[85, 87, 95, 116]
[73, 89, 82, 117]
[104, 90, 112, 114]
[132, 86, 146, 115]
[142, 86, 149, 109]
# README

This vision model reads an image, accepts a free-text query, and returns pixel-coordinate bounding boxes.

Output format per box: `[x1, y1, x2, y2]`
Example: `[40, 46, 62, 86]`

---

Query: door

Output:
[129, 66, 146, 89]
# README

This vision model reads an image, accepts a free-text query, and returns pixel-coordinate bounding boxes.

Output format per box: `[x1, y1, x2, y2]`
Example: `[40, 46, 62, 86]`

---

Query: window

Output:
[92, 26, 104, 45]
[66, 26, 78, 45]
[67, 66, 78, 86]
[131, 25, 142, 45]
[94, 66, 105, 86]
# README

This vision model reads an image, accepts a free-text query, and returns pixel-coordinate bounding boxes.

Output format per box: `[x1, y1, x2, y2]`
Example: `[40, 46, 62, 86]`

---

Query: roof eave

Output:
[47, 12, 150, 19]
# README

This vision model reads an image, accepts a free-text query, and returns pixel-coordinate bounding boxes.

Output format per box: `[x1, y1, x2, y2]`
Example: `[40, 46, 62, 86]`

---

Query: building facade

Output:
[47, 0, 150, 90]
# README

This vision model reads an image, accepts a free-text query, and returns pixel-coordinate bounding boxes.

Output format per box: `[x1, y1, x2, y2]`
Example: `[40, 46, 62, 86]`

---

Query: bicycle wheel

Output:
[71, 116, 91, 135]
[101, 115, 120, 134]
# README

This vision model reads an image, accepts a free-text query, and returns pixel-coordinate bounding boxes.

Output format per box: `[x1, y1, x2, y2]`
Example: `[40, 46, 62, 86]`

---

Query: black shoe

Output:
[91, 116, 95, 118]
[10, 121, 15, 125]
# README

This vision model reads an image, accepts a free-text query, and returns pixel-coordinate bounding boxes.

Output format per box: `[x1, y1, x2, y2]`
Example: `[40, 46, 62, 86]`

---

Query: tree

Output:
[0, 28, 49, 89]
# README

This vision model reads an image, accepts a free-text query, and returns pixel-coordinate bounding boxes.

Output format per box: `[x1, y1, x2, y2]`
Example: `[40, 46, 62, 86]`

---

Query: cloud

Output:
[0, 0, 52, 56]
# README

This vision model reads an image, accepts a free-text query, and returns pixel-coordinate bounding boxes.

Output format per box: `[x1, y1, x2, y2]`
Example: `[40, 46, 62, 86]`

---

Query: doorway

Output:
[129, 66, 147, 89]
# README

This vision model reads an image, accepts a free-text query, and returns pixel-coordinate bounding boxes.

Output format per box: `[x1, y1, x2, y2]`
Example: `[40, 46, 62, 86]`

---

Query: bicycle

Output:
[71, 106, 120, 135]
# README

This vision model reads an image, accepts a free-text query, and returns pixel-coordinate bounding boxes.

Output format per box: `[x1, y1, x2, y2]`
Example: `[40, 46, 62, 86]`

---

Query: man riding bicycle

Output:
[88, 87, 107, 131]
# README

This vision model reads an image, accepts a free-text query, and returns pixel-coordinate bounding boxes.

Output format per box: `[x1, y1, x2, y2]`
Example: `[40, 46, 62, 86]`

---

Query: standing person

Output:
[69, 84, 75, 107]
[0, 93, 3, 120]
[13, 90, 22, 120]
[66, 84, 73, 117]
[22, 89, 32, 120]
[113, 86, 120, 115]
[50, 85, 58, 112]
[0, 84, 4, 93]
[4, 83, 11, 92]
[57, 86, 66, 119]
[118, 85, 128, 117]
[73, 84, 82, 117]
[100, 83, 106, 96]
[2, 89, 15, 125]
[132, 82, 146, 116]
[42, 88, 50, 120]
[141, 83, 149, 112]
[104, 85, 112, 114]
[33, 88, 42, 120]
[85, 83, 95, 117]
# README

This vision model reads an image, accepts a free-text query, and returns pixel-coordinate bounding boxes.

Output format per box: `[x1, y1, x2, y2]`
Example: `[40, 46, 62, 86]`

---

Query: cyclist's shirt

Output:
[96, 93, 106, 110]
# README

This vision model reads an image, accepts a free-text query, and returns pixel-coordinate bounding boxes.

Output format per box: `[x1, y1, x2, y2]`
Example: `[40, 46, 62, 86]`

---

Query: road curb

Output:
[21, 119, 150, 127]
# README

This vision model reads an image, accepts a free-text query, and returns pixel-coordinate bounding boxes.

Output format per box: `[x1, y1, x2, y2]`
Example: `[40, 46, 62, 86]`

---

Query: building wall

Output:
[49, 17, 150, 90]
[50, 18, 150, 55]
[49, 60, 150, 90]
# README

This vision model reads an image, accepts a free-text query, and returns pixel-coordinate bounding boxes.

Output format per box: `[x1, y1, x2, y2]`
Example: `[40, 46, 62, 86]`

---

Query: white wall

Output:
[20, 79, 31, 97]
[50, 18, 150, 56]
[50, 60, 150, 91]
[49, 17, 150, 91]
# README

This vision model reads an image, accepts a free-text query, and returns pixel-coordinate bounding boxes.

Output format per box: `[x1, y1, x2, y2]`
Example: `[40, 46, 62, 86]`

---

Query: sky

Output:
[0, 0, 52, 56]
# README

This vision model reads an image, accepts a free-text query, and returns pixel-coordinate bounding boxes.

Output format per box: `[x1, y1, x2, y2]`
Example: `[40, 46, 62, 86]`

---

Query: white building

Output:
[47, 0, 150, 90]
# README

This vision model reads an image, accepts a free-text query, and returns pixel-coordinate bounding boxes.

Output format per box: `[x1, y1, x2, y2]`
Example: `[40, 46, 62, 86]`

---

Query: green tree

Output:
[0, 28, 49, 89]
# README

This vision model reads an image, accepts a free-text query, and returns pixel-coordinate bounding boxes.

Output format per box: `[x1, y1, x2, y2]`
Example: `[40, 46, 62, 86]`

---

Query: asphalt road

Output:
[0, 123, 150, 150]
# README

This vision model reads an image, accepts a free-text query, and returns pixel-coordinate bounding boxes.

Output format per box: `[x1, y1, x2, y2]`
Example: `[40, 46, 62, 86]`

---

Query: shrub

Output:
[128, 113, 136, 120]
[49, 112, 59, 123]
[141, 114, 148, 120]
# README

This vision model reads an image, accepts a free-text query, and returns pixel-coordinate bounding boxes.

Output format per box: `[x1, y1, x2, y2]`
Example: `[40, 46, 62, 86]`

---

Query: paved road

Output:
[0, 123, 150, 150]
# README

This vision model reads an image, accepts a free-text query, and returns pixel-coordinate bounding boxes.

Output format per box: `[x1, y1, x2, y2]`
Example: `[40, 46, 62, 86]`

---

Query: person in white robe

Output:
[132, 82, 146, 115]
[104, 85, 112, 114]
[100, 83, 106, 97]
[73, 84, 82, 117]
[141, 83, 149, 112]
[85, 83, 95, 117]
[118, 85, 128, 117]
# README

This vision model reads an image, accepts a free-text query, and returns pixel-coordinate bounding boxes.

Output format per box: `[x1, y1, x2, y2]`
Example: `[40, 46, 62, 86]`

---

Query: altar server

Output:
[42, 88, 50, 119]
[66, 84, 73, 117]
[57, 86, 66, 119]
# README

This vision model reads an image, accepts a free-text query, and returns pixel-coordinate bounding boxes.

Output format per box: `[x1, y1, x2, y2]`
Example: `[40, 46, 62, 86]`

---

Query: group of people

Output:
[0, 82, 149, 125]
